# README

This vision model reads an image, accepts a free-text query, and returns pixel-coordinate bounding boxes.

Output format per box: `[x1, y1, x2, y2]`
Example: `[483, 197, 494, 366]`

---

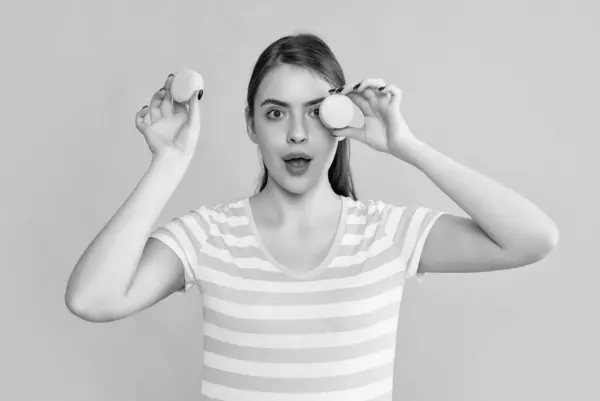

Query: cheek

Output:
[325, 143, 339, 166]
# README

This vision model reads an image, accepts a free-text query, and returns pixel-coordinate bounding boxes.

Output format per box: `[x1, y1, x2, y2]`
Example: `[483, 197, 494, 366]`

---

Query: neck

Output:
[252, 185, 341, 229]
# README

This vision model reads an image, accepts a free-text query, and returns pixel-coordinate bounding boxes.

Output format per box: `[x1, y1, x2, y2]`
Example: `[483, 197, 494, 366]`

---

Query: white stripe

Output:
[203, 317, 399, 348]
[407, 209, 446, 277]
[185, 220, 281, 273]
[180, 212, 207, 244]
[389, 206, 432, 263]
[196, 245, 408, 294]
[181, 202, 406, 274]
[201, 377, 393, 401]
[204, 349, 394, 378]
[203, 287, 403, 320]
[150, 232, 188, 270]
[192, 233, 399, 272]
[331, 234, 398, 267]
[151, 219, 199, 273]
[167, 220, 198, 267]
[199, 255, 406, 292]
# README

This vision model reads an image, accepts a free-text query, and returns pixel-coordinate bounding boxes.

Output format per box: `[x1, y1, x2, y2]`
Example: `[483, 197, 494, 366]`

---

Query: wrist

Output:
[150, 153, 190, 176]
[390, 139, 432, 167]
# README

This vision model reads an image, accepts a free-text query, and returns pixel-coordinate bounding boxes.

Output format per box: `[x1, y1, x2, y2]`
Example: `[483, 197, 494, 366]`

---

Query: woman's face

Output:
[247, 64, 341, 194]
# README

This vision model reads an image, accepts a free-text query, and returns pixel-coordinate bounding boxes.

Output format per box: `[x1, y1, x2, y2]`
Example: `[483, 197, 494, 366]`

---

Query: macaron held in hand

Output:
[169, 68, 205, 103]
[319, 94, 355, 130]
[135, 72, 204, 162]
[327, 78, 420, 161]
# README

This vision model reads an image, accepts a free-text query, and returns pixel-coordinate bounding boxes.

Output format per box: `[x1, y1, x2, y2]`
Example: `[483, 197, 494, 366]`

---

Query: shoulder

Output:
[186, 197, 253, 232]
[352, 197, 447, 235]
[347, 197, 389, 216]
[173, 196, 246, 233]
[348, 197, 423, 219]
[188, 196, 247, 216]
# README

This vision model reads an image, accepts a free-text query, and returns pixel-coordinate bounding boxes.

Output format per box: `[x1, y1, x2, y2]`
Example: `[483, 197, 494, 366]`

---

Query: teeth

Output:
[287, 158, 309, 166]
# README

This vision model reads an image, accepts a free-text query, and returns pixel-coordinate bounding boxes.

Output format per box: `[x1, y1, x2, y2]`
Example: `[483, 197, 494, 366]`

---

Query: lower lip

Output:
[284, 159, 311, 175]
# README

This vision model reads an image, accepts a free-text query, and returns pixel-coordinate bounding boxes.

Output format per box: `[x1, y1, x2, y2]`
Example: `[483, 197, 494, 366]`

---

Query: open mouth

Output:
[284, 158, 311, 167]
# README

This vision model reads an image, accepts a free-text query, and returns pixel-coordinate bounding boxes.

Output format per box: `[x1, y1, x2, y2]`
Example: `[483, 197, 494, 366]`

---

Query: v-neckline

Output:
[243, 195, 348, 280]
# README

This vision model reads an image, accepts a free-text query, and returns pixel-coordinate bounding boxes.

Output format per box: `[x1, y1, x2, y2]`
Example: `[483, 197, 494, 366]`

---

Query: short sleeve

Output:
[149, 207, 208, 293]
[391, 205, 448, 283]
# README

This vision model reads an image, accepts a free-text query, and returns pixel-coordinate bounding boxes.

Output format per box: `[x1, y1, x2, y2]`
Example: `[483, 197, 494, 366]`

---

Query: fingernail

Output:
[336, 87, 344, 93]
[197, 89, 204, 100]
[168, 73, 174, 78]
[378, 86, 386, 91]
[353, 83, 361, 90]
[328, 89, 336, 93]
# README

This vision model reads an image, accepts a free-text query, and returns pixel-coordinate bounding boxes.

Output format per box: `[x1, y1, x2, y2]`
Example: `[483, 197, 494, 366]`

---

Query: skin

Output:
[244, 65, 559, 273]
[246, 64, 343, 231]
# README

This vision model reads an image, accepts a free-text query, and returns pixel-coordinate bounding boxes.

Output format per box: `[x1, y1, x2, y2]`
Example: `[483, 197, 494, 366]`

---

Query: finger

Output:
[362, 79, 388, 102]
[173, 99, 188, 116]
[187, 90, 203, 131]
[135, 105, 149, 132]
[379, 84, 403, 107]
[339, 78, 386, 96]
[163, 73, 173, 88]
[161, 74, 175, 117]
[171, 72, 188, 115]
[149, 88, 166, 122]
[345, 92, 375, 117]
[331, 125, 365, 143]
[174, 90, 203, 152]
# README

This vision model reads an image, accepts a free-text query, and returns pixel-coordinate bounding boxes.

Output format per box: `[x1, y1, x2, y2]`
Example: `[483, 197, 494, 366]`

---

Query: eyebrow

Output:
[259, 97, 326, 108]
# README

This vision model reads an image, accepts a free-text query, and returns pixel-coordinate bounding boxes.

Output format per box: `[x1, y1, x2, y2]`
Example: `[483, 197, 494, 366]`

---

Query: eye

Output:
[266, 109, 284, 120]
[266, 107, 320, 120]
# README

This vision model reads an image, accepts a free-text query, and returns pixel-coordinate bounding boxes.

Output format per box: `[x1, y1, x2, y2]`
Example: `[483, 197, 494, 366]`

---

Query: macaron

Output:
[169, 68, 204, 103]
[319, 94, 354, 130]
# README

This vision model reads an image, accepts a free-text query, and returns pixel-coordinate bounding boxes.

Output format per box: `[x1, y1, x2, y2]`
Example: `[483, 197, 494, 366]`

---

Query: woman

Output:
[65, 33, 559, 400]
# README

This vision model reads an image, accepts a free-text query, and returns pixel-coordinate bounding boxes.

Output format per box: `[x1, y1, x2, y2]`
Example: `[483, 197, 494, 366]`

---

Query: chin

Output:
[274, 173, 313, 194]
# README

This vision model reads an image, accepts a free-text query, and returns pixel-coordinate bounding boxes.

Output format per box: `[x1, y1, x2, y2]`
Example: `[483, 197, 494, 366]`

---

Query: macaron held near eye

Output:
[319, 94, 354, 130]
[169, 68, 205, 103]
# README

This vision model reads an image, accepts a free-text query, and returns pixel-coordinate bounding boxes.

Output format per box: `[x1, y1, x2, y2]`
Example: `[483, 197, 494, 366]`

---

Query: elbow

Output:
[64, 292, 117, 323]
[529, 221, 560, 260]
[64, 293, 95, 322]
[538, 223, 560, 257]
[548, 225, 560, 249]
[507, 230, 559, 266]
[530, 228, 560, 261]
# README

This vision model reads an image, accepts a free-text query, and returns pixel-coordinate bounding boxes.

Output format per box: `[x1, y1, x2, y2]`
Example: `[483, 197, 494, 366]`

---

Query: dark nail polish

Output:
[328, 89, 336, 93]
[168, 73, 174, 78]
[197, 89, 204, 100]
[336, 87, 344, 93]
[353, 83, 361, 90]
[378, 86, 386, 91]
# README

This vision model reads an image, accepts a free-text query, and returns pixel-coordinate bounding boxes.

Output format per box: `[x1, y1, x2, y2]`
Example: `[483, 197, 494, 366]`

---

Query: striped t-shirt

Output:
[150, 195, 446, 401]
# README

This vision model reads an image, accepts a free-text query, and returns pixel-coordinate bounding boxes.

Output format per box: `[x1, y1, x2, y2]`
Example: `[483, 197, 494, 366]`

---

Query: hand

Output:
[329, 78, 422, 162]
[135, 73, 204, 163]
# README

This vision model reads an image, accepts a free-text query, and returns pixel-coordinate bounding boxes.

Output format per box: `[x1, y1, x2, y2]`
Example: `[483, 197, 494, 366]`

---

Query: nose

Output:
[287, 115, 309, 144]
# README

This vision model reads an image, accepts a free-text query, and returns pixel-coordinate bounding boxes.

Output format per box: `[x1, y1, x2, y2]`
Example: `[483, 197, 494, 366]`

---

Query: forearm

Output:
[394, 141, 559, 254]
[65, 156, 189, 311]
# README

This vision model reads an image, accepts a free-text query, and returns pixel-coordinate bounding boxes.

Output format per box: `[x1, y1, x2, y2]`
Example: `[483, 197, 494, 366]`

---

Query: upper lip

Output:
[282, 151, 313, 161]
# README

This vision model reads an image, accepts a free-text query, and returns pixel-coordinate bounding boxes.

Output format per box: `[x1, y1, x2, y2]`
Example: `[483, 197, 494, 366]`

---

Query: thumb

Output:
[187, 89, 204, 131]
[331, 126, 364, 142]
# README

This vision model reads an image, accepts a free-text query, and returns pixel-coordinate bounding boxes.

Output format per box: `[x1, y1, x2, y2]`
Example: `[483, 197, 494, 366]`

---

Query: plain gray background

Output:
[2, 0, 596, 400]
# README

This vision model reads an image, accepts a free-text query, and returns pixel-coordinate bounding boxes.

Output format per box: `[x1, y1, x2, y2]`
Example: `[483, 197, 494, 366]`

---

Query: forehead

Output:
[256, 64, 330, 102]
